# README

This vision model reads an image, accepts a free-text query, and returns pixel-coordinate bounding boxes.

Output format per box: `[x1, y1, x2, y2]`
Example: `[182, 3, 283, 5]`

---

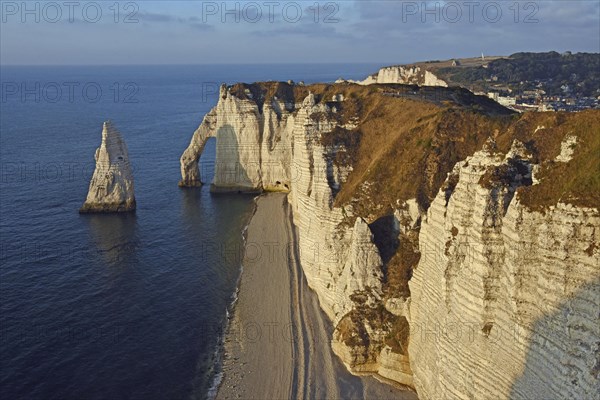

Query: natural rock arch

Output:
[179, 109, 217, 187]
[179, 84, 293, 193]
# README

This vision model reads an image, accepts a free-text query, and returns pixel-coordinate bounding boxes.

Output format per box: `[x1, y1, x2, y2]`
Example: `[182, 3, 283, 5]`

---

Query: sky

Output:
[1, 0, 599, 65]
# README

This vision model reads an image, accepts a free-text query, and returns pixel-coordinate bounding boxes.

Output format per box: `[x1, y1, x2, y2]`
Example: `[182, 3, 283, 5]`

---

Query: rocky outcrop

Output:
[180, 83, 600, 398]
[80, 121, 135, 213]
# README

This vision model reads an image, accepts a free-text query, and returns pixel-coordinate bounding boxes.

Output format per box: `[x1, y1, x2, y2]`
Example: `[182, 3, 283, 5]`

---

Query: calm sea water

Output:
[0, 64, 380, 399]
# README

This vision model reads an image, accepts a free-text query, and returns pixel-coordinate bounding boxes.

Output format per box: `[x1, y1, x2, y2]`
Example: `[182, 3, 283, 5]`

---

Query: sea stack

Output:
[80, 121, 136, 213]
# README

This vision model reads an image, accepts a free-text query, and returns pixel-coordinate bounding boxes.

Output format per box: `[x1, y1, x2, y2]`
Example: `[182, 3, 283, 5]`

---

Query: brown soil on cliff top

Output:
[230, 81, 515, 213]
[230, 81, 599, 213]
[500, 110, 600, 210]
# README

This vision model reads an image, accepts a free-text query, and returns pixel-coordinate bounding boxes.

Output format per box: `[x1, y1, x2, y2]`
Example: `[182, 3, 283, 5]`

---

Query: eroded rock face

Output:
[80, 121, 135, 213]
[409, 145, 600, 399]
[179, 85, 600, 397]
[179, 84, 294, 192]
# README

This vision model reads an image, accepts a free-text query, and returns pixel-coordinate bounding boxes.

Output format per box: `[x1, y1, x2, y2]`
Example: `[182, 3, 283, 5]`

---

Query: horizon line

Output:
[0, 61, 398, 68]
[3, 51, 598, 68]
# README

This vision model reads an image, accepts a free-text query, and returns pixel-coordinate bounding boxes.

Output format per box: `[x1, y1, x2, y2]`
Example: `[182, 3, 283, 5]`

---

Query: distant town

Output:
[425, 52, 600, 112]
[479, 83, 599, 113]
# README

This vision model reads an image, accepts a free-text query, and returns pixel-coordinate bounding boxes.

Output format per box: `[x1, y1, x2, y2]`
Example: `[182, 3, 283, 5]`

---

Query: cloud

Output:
[347, 0, 599, 54]
[250, 22, 347, 38]
[136, 11, 214, 31]
[0, 0, 597, 65]
[136, 11, 175, 23]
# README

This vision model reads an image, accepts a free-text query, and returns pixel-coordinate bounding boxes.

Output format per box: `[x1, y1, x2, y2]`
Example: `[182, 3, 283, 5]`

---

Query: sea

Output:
[0, 63, 381, 399]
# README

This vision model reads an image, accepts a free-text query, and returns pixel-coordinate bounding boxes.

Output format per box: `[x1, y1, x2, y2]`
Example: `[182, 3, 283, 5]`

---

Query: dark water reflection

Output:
[84, 213, 139, 267]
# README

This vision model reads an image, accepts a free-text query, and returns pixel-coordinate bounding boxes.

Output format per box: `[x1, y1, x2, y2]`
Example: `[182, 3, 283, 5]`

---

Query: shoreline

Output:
[216, 193, 418, 399]
[207, 196, 259, 400]
[216, 193, 295, 400]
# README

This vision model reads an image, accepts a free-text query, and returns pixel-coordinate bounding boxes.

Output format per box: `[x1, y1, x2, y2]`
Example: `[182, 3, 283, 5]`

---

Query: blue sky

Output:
[1, 0, 599, 65]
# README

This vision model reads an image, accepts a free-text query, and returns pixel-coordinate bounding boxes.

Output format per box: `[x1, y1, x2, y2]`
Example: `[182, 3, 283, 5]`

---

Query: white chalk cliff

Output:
[338, 65, 448, 87]
[180, 85, 293, 192]
[180, 83, 600, 399]
[80, 121, 135, 213]
[410, 142, 599, 399]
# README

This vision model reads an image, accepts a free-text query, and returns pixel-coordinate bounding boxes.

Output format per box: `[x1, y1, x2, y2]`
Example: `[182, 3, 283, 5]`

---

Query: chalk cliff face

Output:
[409, 143, 600, 399]
[350, 65, 448, 87]
[180, 84, 294, 192]
[80, 121, 135, 213]
[180, 82, 600, 398]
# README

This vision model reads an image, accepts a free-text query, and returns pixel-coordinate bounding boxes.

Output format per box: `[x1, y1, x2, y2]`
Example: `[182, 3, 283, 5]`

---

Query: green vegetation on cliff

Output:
[431, 51, 600, 97]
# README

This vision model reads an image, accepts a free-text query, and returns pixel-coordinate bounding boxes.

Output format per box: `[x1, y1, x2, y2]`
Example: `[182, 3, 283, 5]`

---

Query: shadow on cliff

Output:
[197, 137, 216, 186]
[509, 276, 600, 399]
[209, 125, 254, 192]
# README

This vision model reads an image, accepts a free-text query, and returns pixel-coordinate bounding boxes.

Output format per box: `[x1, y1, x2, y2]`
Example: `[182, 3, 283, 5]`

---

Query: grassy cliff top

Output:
[506, 110, 600, 210]
[228, 81, 511, 115]
[226, 81, 599, 214]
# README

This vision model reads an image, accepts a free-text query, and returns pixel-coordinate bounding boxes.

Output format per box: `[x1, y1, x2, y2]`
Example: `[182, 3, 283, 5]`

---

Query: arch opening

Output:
[198, 137, 217, 185]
